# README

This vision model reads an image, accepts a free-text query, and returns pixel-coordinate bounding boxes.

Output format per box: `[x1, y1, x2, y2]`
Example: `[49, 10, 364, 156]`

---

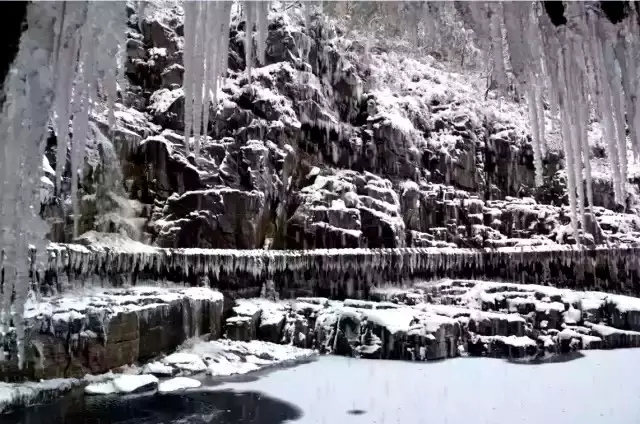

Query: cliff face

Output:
[40, 2, 640, 251]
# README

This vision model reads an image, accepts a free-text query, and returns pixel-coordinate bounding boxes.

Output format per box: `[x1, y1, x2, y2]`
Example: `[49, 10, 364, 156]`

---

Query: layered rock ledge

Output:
[223, 280, 640, 361]
[32, 234, 640, 297]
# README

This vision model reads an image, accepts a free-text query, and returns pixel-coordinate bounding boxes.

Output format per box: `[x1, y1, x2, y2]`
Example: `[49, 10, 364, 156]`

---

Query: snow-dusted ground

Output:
[148, 339, 316, 379]
[82, 339, 315, 396]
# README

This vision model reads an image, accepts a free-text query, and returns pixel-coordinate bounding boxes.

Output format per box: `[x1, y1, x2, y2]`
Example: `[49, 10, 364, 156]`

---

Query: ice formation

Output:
[463, 2, 640, 232]
[181, 1, 269, 157]
[0, 2, 127, 369]
[40, 239, 640, 296]
[0, 0, 639, 370]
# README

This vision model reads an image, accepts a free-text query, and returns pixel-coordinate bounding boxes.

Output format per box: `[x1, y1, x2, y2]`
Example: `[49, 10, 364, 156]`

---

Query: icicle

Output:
[256, 1, 269, 65]
[588, 15, 624, 203]
[218, 1, 233, 84]
[502, 2, 530, 86]
[615, 35, 640, 158]
[603, 38, 628, 184]
[102, 3, 126, 134]
[578, 74, 594, 210]
[244, 0, 255, 83]
[564, 41, 586, 231]
[557, 42, 580, 244]
[0, 1, 62, 369]
[200, 1, 219, 158]
[182, 0, 198, 153]
[488, 2, 506, 91]
[192, 1, 207, 159]
[54, 35, 79, 194]
[527, 83, 543, 187]
[304, 1, 312, 31]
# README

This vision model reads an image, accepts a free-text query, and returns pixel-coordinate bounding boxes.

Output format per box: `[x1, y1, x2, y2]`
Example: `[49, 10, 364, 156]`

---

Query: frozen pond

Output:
[5, 350, 640, 423]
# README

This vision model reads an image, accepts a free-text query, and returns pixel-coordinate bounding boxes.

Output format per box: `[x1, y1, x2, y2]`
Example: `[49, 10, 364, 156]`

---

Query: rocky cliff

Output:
[38, 2, 640, 253]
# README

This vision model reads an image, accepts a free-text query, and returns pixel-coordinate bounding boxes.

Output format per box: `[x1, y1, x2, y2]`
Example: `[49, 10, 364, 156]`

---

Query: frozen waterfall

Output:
[0, 0, 638, 368]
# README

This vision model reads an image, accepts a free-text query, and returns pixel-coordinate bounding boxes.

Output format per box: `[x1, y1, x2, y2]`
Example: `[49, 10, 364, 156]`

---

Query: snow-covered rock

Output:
[0, 379, 79, 414]
[85, 374, 159, 395]
[157, 377, 201, 393]
[0, 286, 223, 381]
[38, 1, 640, 254]
[154, 339, 315, 377]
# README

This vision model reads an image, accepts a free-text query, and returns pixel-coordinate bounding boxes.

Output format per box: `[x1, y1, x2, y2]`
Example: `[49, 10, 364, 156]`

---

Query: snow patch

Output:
[158, 377, 201, 393]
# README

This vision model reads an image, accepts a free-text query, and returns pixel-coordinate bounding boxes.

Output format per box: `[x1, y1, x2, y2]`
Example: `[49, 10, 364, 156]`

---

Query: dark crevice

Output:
[543, 1, 567, 26]
[0, 1, 29, 101]
[599, 1, 629, 24]
[544, 0, 632, 26]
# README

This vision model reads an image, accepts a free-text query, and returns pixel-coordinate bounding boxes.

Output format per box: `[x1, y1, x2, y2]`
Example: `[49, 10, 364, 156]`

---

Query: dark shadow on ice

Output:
[506, 350, 586, 365]
[347, 409, 367, 415]
[3, 389, 303, 424]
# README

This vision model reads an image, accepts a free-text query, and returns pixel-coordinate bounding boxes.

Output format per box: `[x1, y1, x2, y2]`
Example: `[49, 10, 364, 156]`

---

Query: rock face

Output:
[38, 2, 640, 250]
[0, 287, 223, 382]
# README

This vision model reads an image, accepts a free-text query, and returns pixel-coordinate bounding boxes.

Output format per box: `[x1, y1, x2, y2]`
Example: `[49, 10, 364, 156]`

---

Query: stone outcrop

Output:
[219, 278, 640, 362]
[0, 287, 223, 382]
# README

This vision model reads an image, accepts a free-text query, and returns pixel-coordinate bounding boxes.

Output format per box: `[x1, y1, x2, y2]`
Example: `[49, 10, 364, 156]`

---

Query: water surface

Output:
[6, 350, 640, 424]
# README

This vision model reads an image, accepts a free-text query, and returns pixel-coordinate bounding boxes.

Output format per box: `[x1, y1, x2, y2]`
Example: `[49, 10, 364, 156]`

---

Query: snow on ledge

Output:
[0, 378, 80, 414]
[158, 377, 202, 393]
[156, 339, 316, 378]
[23, 285, 223, 322]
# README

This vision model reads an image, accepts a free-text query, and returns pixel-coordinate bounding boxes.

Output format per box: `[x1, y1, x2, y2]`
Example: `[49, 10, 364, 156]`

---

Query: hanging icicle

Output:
[200, 1, 219, 158]
[192, 1, 207, 158]
[256, 1, 270, 65]
[182, 0, 198, 153]
[527, 83, 544, 187]
[244, 0, 255, 84]
[488, 2, 506, 91]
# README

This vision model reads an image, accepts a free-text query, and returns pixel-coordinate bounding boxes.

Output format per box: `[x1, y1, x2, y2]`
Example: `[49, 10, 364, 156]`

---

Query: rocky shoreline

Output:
[2, 277, 640, 413]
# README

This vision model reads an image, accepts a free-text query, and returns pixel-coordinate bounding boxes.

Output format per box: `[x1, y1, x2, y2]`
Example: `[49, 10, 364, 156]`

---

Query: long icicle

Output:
[244, 0, 255, 84]
[200, 0, 219, 156]
[192, 1, 207, 159]
[182, 0, 198, 153]
[557, 40, 580, 244]
[589, 15, 624, 204]
[563, 38, 586, 231]
[54, 35, 79, 194]
[603, 38, 628, 187]
[527, 81, 544, 187]
[256, 1, 269, 65]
